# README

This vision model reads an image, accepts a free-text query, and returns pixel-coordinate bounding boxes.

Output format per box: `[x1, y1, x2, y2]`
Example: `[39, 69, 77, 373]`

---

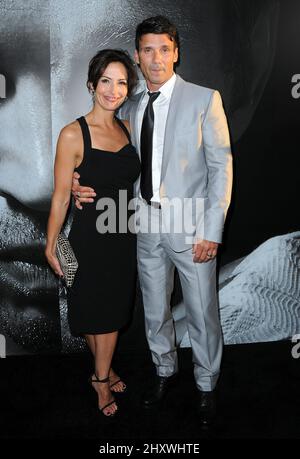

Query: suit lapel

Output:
[129, 76, 186, 193]
[161, 75, 185, 178]
[130, 91, 145, 157]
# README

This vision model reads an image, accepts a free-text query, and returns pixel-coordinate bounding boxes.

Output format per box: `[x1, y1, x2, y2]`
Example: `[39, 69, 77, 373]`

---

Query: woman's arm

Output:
[45, 123, 81, 277]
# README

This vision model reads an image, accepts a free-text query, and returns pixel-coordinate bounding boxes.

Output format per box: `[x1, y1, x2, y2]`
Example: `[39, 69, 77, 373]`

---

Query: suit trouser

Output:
[136, 204, 223, 392]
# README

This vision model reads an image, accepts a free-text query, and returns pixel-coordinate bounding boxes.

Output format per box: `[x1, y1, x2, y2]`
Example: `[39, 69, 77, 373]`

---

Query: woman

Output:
[45, 49, 140, 417]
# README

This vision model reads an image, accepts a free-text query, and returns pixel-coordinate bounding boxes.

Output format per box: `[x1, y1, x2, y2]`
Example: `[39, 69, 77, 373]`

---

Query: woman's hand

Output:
[45, 247, 64, 278]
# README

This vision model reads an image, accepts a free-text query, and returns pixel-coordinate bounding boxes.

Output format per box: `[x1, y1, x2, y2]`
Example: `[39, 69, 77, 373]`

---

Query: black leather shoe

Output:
[196, 390, 216, 426]
[142, 374, 178, 407]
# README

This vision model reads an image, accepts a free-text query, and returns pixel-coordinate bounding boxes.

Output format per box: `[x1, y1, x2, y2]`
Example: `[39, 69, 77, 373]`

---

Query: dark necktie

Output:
[140, 91, 160, 203]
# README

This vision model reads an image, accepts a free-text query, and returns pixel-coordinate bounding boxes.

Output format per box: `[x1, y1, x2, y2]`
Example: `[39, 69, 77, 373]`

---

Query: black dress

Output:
[67, 116, 140, 335]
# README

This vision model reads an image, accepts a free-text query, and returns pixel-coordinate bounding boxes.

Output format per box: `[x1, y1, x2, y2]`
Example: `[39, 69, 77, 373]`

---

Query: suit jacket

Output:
[119, 74, 233, 251]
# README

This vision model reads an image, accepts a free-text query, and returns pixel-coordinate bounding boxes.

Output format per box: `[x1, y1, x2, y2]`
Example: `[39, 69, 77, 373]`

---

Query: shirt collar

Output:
[146, 72, 176, 101]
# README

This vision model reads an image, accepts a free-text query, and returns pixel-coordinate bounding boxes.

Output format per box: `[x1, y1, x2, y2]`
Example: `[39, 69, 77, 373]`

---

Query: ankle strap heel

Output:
[89, 374, 110, 384]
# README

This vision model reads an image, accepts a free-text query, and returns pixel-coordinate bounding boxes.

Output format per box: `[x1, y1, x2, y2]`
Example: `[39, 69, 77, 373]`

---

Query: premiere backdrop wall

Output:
[0, 0, 299, 355]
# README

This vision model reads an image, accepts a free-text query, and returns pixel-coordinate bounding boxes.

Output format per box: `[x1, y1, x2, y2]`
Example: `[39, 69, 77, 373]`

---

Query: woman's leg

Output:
[85, 334, 96, 355]
[87, 331, 118, 415]
[85, 333, 126, 392]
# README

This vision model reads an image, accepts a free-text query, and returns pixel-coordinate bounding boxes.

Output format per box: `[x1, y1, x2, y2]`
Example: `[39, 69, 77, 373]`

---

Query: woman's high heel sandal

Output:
[89, 374, 118, 417]
[109, 377, 127, 393]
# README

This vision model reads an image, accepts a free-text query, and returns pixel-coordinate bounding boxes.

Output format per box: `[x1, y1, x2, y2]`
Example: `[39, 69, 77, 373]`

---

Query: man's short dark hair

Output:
[135, 15, 179, 51]
[87, 49, 137, 98]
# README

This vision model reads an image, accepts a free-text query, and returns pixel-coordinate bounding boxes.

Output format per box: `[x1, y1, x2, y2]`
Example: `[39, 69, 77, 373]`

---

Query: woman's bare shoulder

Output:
[59, 120, 81, 142]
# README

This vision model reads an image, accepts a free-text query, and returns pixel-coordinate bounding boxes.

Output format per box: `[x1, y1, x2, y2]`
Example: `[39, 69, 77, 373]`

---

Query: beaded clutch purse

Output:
[56, 232, 78, 288]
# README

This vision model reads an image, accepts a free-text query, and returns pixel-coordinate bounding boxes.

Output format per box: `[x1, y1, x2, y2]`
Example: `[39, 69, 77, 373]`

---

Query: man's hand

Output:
[71, 171, 96, 210]
[192, 239, 219, 263]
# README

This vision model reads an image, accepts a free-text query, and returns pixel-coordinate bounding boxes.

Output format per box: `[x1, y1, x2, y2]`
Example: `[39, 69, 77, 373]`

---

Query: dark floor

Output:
[0, 341, 299, 441]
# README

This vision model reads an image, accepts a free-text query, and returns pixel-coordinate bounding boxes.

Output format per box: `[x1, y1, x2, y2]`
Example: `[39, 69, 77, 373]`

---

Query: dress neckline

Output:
[91, 144, 130, 155]
[82, 116, 131, 154]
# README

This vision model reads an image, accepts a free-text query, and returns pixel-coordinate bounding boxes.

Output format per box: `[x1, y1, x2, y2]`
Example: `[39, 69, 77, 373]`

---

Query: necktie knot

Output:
[147, 91, 160, 104]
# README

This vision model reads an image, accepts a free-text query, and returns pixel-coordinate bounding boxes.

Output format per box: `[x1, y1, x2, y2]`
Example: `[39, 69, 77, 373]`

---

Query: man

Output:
[73, 15, 233, 424]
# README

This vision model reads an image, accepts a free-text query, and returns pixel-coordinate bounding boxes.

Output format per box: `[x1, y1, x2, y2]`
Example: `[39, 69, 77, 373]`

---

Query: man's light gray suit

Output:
[120, 74, 232, 391]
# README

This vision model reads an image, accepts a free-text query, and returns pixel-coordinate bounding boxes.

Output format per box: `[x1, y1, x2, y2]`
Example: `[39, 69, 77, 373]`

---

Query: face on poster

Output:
[0, 1, 60, 353]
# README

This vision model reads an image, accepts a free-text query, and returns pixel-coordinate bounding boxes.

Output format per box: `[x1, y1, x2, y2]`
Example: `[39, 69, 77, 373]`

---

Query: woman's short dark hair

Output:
[135, 15, 179, 51]
[87, 49, 137, 98]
